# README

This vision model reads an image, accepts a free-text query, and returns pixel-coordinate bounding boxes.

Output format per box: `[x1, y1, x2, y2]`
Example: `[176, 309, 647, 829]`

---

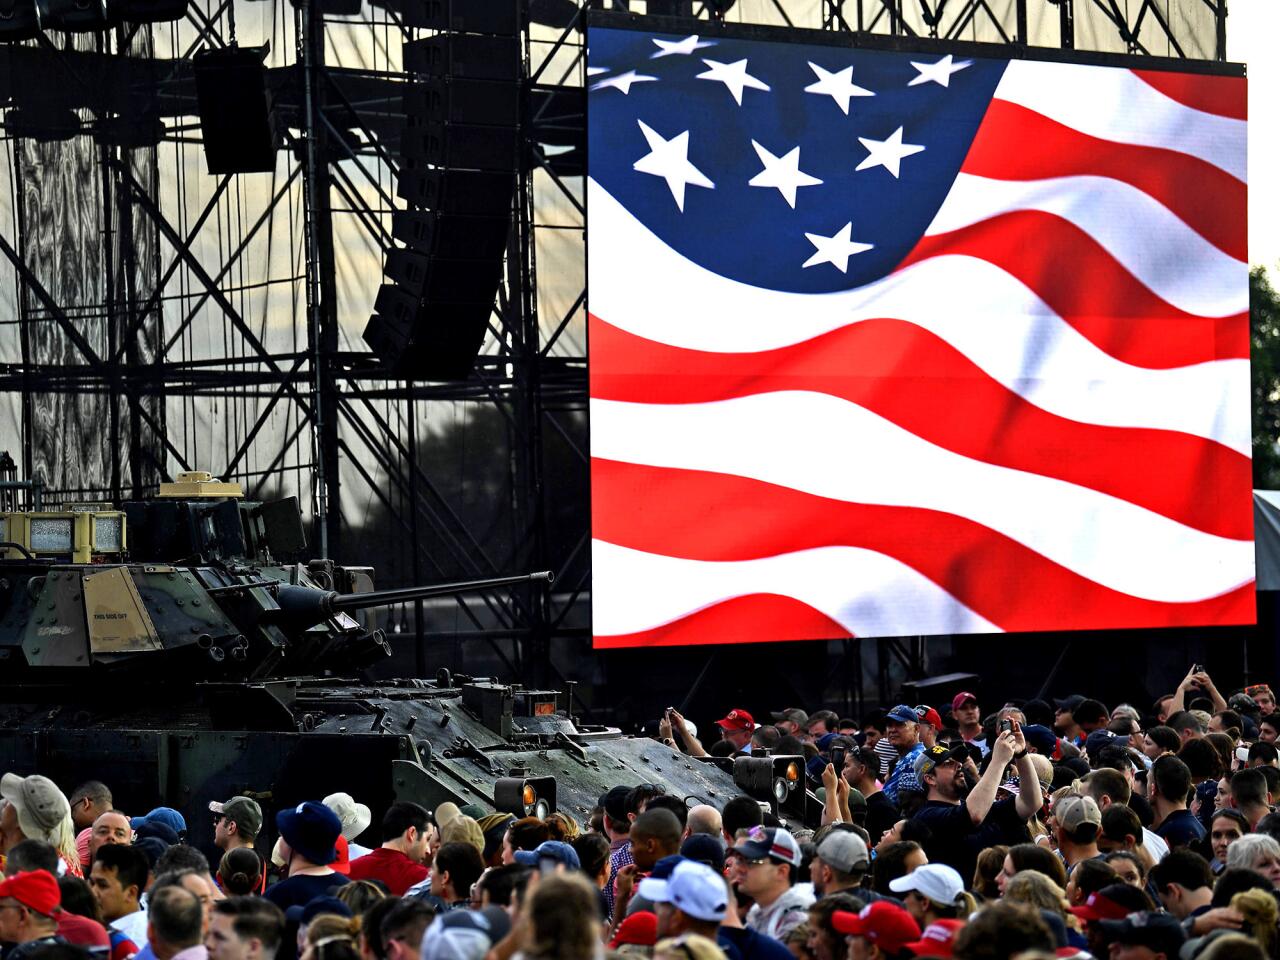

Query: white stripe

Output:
[995, 61, 1246, 183]
[587, 181, 1250, 454]
[926, 173, 1246, 318]
[591, 540, 1000, 637]
[589, 393, 1255, 603]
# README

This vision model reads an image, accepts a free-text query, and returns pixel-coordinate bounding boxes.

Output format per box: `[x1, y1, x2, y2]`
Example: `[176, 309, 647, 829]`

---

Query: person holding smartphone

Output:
[908, 720, 1044, 880]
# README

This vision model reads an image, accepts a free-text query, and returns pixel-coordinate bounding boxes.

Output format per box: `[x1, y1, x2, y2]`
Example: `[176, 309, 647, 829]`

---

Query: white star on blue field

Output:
[587, 27, 1005, 294]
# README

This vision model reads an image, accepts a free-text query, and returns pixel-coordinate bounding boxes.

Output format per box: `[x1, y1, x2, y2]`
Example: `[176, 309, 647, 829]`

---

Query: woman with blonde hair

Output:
[1003, 871, 1083, 939]
[1230, 888, 1277, 954]
[653, 934, 726, 960]
[544, 812, 582, 843]
[516, 871, 604, 960]
[1024, 756, 1054, 842]
[1004, 871, 1069, 915]
[302, 914, 362, 960]
[336, 880, 386, 916]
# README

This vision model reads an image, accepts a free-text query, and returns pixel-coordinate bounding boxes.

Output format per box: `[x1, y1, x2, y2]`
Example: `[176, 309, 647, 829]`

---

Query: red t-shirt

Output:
[346, 847, 428, 896]
[58, 912, 111, 951]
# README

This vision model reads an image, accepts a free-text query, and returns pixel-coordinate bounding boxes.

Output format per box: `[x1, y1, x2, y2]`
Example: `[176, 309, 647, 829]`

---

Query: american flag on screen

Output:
[585, 25, 1252, 648]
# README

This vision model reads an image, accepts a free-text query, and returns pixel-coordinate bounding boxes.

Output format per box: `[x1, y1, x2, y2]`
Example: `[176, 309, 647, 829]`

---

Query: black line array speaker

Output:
[34, 0, 106, 30]
[0, 0, 40, 40]
[362, 3, 519, 381]
[399, 0, 517, 34]
[193, 46, 277, 174]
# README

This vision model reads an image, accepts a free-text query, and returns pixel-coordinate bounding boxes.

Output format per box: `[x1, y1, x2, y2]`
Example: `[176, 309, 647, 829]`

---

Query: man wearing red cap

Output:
[914, 707, 943, 750]
[832, 902, 922, 960]
[608, 910, 657, 952]
[715, 709, 756, 754]
[903, 919, 965, 958]
[0, 870, 66, 960]
[951, 693, 983, 751]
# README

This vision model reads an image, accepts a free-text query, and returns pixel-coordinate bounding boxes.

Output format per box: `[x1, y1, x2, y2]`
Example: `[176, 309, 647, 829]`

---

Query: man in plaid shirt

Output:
[600, 785, 633, 920]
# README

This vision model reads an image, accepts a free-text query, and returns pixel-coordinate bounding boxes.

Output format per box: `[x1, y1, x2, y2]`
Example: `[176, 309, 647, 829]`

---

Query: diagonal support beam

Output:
[223, 356, 309, 478]
[108, 173, 234, 366]
[160, 166, 303, 360]
[109, 158, 316, 422]
[0, 233, 105, 368]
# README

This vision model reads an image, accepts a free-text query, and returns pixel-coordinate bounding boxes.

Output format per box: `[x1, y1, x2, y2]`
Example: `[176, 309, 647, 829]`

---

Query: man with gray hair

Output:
[683, 805, 722, 841]
[147, 886, 206, 960]
[880, 705, 925, 805]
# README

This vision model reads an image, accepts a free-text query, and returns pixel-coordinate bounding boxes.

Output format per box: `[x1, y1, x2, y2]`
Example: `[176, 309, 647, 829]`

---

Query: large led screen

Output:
[586, 21, 1251, 648]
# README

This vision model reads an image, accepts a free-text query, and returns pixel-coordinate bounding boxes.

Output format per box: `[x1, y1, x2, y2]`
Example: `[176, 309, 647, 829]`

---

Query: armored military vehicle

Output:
[0, 472, 814, 848]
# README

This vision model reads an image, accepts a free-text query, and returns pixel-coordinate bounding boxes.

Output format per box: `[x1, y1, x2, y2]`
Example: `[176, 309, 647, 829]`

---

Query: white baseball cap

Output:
[642, 860, 729, 923]
[888, 863, 965, 906]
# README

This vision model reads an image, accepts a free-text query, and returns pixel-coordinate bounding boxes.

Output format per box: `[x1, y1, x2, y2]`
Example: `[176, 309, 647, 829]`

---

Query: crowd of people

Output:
[4, 664, 1280, 960]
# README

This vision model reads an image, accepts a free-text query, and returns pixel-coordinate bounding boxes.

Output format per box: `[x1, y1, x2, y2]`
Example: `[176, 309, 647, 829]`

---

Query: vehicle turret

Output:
[0, 471, 551, 677]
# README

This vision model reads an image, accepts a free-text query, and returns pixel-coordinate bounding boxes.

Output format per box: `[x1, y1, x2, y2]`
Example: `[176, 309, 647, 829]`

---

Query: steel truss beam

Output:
[3, 0, 1227, 691]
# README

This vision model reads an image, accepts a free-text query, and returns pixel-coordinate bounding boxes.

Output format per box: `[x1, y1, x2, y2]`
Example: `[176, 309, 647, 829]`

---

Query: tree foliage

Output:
[1253, 266, 1280, 489]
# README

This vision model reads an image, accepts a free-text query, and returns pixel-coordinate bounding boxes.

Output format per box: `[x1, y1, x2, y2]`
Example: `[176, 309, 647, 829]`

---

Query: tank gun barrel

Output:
[327, 570, 555, 611]
[271, 570, 554, 631]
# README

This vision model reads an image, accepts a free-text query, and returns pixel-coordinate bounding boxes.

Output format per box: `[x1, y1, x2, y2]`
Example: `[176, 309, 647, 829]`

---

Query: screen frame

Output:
[584, 9, 1246, 80]
[581, 11, 1250, 646]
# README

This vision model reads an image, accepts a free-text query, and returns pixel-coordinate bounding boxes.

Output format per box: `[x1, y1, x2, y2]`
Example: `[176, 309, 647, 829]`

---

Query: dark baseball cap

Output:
[209, 796, 263, 838]
[951, 692, 978, 712]
[680, 834, 726, 873]
[730, 826, 801, 867]
[513, 841, 581, 871]
[1022, 724, 1062, 759]
[912, 744, 966, 779]
[885, 705, 917, 724]
[1097, 912, 1186, 957]
[770, 708, 809, 725]
[600, 785, 631, 823]
[1054, 695, 1086, 713]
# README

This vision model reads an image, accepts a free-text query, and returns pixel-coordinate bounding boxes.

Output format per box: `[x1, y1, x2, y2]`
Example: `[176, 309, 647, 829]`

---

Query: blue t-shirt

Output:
[718, 926, 793, 960]
[263, 872, 349, 909]
[1155, 809, 1207, 849]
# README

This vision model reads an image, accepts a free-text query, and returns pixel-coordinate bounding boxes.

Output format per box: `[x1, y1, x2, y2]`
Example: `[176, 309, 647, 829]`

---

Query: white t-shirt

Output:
[1143, 826, 1170, 862]
[347, 841, 374, 861]
[111, 909, 150, 948]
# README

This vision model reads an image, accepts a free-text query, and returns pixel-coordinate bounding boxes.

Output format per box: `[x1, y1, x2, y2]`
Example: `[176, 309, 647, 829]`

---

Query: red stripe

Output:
[899, 211, 1248, 368]
[588, 314, 1251, 541]
[1131, 69, 1247, 121]
[590, 459, 1258, 634]
[964, 99, 1245, 262]
[593, 592, 853, 648]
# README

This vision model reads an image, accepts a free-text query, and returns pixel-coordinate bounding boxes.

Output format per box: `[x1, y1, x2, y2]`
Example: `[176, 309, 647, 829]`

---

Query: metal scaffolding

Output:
[0, 0, 1230, 703]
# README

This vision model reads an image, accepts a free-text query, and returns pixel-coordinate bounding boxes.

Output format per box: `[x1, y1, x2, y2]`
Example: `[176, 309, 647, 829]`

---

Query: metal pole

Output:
[100, 28, 121, 503]
[513, 0, 552, 685]
[298, 0, 340, 558]
[408, 391, 426, 675]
